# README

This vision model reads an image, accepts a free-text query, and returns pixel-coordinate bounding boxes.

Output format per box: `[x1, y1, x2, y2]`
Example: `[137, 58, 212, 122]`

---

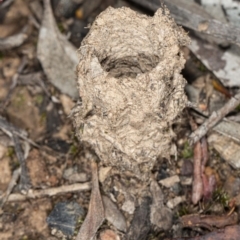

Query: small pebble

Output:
[180, 159, 193, 176]
[167, 196, 186, 209]
[159, 175, 180, 188]
[99, 229, 120, 240]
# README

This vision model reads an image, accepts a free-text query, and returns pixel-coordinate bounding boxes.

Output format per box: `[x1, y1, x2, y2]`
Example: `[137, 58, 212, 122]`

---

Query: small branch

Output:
[12, 134, 31, 192]
[0, 116, 34, 191]
[18, 72, 51, 97]
[0, 116, 39, 148]
[201, 137, 208, 169]
[0, 168, 21, 210]
[189, 91, 240, 144]
[7, 182, 91, 202]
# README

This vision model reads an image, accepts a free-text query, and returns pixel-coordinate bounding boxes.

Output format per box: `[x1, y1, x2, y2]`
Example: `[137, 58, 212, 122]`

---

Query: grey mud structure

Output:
[73, 7, 190, 181]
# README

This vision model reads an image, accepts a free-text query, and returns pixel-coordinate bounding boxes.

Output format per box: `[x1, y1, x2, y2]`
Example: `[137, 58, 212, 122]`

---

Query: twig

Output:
[0, 116, 37, 192]
[0, 116, 39, 148]
[127, 0, 240, 46]
[18, 71, 51, 97]
[201, 137, 208, 169]
[189, 91, 240, 144]
[12, 134, 31, 192]
[6, 182, 91, 202]
[0, 168, 21, 210]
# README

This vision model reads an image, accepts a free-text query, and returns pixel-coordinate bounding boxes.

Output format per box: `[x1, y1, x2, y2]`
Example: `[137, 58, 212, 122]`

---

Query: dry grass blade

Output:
[76, 154, 104, 240]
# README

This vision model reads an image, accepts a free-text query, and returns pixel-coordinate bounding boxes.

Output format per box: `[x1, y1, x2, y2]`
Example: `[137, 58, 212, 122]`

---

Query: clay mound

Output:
[73, 7, 190, 180]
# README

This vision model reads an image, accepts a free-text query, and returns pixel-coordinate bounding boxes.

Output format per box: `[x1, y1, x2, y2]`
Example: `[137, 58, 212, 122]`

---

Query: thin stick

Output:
[0, 168, 21, 210]
[0, 116, 39, 148]
[12, 134, 31, 192]
[189, 91, 240, 144]
[6, 182, 91, 202]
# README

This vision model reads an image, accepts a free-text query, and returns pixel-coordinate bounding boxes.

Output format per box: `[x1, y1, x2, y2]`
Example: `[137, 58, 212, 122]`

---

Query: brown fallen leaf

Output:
[150, 180, 173, 231]
[76, 151, 104, 240]
[181, 212, 238, 230]
[126, 196, 152, 240]
[212, 79, 231, 99]
[172, 225, 240, 240]
[190, 118, 203, 204]
[201, 139, 217, 201]
[102, 195, 127, 232]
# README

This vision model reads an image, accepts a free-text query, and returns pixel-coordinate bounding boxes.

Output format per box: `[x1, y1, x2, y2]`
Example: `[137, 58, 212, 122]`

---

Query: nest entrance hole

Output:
[100, 53, 160, 78]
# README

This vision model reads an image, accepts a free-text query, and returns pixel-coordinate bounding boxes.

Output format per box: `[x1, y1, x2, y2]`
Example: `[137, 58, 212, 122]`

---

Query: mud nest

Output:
[73, 7, 190, 181]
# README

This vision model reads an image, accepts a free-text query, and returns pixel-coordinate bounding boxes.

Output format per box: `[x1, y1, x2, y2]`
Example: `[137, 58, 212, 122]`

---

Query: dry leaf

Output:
[102, 195, 127, 232]
[37, 0, 78, 99]
[76, 152, 104, 240]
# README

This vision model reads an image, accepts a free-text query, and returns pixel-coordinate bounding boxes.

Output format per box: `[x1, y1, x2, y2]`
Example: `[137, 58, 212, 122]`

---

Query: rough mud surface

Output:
[73, 7, 190, 180]
[2, 1, 238, 239]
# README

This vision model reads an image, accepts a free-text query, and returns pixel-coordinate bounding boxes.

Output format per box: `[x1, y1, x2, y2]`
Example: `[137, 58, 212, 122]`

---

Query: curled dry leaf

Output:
[0, 24, 30, 50]
[190, 118, 203, 204]
[150, 180, 173, 231]
[126, 196, 152, 240]
[37, 0, 78, 99]
[102, 195, 127, 232]
[181, 212, 238, 230]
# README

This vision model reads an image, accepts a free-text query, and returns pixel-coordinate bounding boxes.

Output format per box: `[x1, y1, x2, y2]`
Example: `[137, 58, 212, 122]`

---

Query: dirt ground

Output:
[1, 0, 240, 240]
